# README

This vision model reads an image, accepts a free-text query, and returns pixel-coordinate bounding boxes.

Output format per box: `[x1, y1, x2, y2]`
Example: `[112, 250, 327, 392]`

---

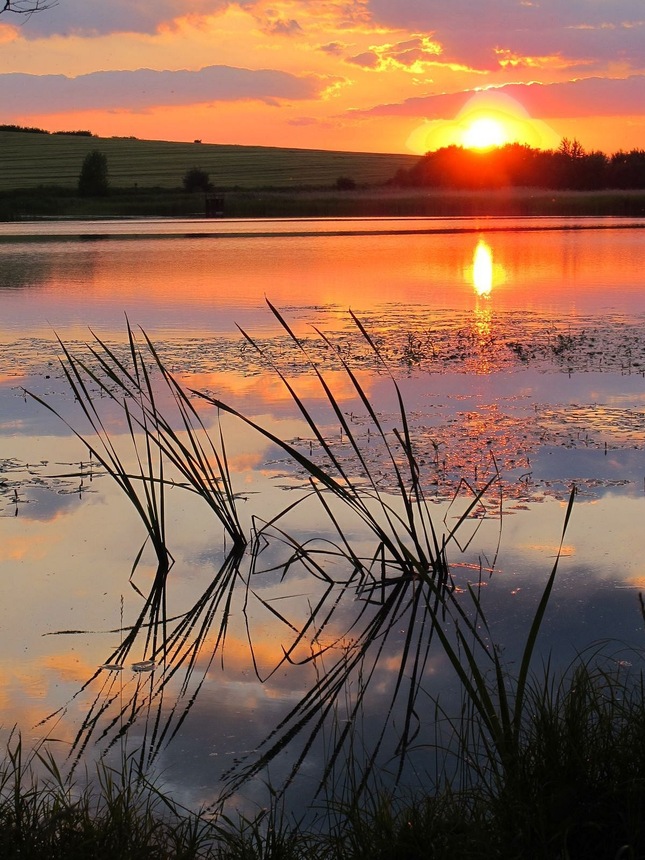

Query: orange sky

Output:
[1, 1, 644, 154]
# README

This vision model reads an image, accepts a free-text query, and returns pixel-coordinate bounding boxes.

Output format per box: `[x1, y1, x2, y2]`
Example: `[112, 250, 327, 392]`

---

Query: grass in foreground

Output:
[3, 647, 645, 859]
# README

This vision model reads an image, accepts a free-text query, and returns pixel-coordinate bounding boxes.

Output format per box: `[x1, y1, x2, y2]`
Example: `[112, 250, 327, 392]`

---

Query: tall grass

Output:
[22, 304, 645, 857]
[4, 647, 645, 860]
[0, 734, 216, 859]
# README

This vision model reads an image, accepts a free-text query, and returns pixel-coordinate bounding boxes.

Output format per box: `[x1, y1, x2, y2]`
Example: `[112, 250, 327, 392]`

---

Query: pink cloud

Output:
[346, 50, 380, 69]
[348, 75, 645, 120]
[0, 65, 325, 117]
[319, 42, 346, 56]
[367, 0, 645, 71]
[5, 0, 237, 37]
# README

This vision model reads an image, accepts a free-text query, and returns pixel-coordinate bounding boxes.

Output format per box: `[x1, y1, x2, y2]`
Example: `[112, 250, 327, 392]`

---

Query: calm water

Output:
[2, 216, 645, 812]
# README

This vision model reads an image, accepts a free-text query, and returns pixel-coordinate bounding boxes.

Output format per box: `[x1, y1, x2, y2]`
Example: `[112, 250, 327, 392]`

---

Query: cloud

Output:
[6, 0, 239, 37]
[346, 50, 380, 69]
[319, 41, 346, 56]
[346, 35, 442, 71]
[261, 17, 303, 37]
[349, 75, 645, 120]
[503, 75, 645, 118]
[9, 0, 645, 76]
[366, 0, 645, 70]
[0, 64, 324, 117]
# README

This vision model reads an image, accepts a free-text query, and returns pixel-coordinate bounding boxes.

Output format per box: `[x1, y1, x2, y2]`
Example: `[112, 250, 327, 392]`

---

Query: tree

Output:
[1, 1, 56, 14]
[78, 150, 109, 197]
[183, 167, 212, 193]
[558, 137, 586, 160]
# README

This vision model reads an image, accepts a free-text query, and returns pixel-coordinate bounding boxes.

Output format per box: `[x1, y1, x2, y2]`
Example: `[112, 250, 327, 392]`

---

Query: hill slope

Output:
[0, 132, 417, 191]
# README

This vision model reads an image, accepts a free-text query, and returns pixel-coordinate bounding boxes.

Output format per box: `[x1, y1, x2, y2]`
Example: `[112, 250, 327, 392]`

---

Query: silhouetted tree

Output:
[78, 150, 109, 197]
[558, 137, 586, 160]
[391, 139, 644, 192]
[183, 167, 212, 192]
[610, 149, 645, 189]
[554, 140, 609, 189]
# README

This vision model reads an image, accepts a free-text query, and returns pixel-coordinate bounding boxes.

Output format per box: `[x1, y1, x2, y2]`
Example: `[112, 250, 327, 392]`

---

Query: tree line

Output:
[391, 139, 645, 191]
[1, 124, 94, 137]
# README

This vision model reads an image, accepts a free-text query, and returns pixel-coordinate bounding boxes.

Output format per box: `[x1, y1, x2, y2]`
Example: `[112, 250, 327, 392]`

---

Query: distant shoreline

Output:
[2, 186, 645, 221]
[3, 129, 645, 220]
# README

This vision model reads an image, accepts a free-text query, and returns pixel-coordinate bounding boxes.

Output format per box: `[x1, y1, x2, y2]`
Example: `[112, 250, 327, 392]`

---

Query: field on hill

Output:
[0, 131, 417, 191]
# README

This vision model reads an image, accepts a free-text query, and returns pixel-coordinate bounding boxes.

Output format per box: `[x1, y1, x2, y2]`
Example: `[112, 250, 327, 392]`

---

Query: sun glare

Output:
[406, 91, 562, 155]
[473, 241, 494, 296]
[465, 239, 506, 298]
[462, 115, 507, 150]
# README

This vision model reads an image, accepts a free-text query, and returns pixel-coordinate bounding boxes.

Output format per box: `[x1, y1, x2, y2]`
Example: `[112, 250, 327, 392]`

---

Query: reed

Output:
[4, 649, 645, 860]
[23, 304, 645, 857]
[28, 322, 246, 553]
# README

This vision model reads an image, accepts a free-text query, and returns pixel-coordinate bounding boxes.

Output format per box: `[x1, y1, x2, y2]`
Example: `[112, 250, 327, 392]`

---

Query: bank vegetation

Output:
[2, 129, 645, 220]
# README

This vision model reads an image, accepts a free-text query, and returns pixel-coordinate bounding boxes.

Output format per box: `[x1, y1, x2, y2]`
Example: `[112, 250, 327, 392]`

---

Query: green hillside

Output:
[0, 131, 417, 191]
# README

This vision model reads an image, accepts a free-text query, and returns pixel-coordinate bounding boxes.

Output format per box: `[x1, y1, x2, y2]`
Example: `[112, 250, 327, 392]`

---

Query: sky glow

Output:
[1, 1, 644, 153]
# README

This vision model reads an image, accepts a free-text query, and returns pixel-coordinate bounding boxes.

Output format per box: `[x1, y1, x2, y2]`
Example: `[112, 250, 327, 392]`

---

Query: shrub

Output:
[78, 149, 109, 197]
[183, 167, 212, 192]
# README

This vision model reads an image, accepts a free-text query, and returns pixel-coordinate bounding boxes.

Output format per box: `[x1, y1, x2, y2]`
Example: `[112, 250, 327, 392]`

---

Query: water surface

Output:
[1, 216, 645, 812]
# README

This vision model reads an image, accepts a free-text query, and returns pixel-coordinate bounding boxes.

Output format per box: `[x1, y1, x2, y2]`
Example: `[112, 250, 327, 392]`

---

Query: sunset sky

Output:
[2, 1, 644, 154]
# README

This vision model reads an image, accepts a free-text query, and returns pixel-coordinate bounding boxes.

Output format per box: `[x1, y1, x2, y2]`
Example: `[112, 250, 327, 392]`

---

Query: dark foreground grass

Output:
[3, 649, 645, 859]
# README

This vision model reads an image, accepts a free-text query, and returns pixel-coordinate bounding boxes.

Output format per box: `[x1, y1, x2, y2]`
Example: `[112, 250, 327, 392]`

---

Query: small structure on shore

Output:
[205, 194, 224, 217]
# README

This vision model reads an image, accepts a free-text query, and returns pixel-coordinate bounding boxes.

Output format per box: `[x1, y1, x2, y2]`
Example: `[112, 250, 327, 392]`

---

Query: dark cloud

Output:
[349, 75, 645, 119]
[0, 65, 323, 117]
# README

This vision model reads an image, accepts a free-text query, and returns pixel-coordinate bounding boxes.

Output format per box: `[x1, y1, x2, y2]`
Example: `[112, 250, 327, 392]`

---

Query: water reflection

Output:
[464, 237, 507, 299]
[462, 239, 504, 373]
[2, 221, 645, 346]
[3, 219, 645, 815]
[472, 239, 493, 297]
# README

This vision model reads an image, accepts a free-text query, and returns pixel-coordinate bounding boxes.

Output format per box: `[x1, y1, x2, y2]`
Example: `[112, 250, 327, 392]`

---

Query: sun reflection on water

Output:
[472, 240, 494, 297]
[463, 239, 508, 373]
[466, 238, 507, 298]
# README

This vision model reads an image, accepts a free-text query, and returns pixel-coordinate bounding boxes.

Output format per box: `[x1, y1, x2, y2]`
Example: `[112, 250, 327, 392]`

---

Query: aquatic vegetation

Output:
[27, 306, 499, 792]
[24, 300, 645, 860]
[28, 322, 246, 555]
[3, 643, 645, 860]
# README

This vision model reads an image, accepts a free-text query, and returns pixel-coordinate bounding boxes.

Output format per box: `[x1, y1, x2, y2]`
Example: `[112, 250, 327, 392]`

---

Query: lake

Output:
[2, 215, 645, 815]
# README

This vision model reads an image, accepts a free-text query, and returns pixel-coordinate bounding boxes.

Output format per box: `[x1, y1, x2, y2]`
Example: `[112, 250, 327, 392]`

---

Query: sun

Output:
[462, 115, 507, 150]
[406, 90, 562, 155]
